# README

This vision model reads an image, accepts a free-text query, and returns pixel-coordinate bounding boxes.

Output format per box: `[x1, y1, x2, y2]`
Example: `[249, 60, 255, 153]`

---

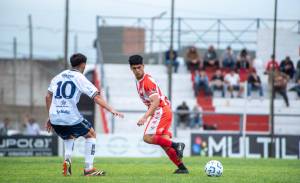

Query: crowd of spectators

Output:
[0, 114, 41, 136]
[182, 45, 300, 102]
[173, 45, 300, 127]
[175, 101, 204, 129]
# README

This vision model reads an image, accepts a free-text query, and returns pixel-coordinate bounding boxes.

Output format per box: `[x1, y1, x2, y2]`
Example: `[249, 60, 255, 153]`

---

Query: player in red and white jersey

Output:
[136, 74, 170, 108]
[129, 55, 189, 174]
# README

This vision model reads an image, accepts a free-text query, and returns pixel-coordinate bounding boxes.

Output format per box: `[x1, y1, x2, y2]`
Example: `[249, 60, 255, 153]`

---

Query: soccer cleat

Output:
[174, 142, 185, 159]
[173, 168, 189, 174]
[62, 159, 72, 176]
[84, 168, 106, 176]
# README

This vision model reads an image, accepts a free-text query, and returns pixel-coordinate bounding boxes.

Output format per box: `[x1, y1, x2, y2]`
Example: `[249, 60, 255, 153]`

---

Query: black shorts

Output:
[51, 119, 92, 140]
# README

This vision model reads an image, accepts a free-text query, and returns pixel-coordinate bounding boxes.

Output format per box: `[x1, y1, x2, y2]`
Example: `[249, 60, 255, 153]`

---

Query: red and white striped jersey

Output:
[136, 74, 170, 108]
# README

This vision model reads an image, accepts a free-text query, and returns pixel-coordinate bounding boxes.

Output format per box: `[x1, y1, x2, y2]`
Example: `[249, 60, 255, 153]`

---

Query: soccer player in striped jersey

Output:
[129, 55, 189, 174]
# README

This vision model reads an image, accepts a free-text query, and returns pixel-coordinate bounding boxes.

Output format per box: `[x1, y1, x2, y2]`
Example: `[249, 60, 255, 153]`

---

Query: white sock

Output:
[64, 139, 75, 162]
[85, 138, 96, 170]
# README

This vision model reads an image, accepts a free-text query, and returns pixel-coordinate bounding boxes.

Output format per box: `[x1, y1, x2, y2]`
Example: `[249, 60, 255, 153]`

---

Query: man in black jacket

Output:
[280, 56, 295, 79]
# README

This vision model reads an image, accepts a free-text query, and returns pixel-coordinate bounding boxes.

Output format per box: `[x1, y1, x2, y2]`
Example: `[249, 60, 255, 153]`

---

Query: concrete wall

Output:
[0, 59, 61, 126]
[0, 59, 61, 106]
[99, 26, 145, 64]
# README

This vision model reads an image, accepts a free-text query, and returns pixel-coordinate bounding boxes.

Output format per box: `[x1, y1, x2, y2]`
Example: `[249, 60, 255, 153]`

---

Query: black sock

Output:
[171, 142, 178, 149]
[178, 163, 187, 170]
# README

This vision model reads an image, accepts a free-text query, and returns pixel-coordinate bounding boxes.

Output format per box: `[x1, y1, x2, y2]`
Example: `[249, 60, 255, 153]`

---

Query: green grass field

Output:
[0, 157, 299, 183]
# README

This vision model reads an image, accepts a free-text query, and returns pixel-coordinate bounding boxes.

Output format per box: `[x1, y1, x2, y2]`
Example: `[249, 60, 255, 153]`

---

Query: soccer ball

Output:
[204, 160, 223, 177]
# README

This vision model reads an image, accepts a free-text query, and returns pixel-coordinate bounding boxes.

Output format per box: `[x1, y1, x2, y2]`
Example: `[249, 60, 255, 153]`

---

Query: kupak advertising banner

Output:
[0, 135, 58, 157]
[191, 133, 300, 159]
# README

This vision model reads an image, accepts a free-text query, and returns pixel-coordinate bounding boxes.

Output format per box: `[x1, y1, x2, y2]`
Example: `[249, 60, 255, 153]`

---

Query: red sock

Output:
[152, 135, 172, 147]
[165, 147, 182, 166]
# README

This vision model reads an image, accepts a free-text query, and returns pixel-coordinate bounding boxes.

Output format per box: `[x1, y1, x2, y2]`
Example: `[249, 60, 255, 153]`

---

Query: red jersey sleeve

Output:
[144, 76, 158, 97]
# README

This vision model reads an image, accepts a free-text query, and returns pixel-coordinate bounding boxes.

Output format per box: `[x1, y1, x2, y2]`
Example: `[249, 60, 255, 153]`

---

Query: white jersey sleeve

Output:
[47, 78, 56, 94]
[75, 73, 99, 99]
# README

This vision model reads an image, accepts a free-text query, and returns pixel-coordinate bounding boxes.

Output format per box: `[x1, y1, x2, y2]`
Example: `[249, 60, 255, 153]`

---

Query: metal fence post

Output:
[217, 19, 221, 49]
[256, 18, 260, 30]
[173, 111, 177, 138]
[242, 82, 248, 158]
[111, 115, 115, 134]
[177, 17, 181, 50]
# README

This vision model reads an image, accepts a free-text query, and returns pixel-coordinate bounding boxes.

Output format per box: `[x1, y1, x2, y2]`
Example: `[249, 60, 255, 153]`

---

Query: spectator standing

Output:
[210, 69, 225, 97]
[224, 69, 244, 98]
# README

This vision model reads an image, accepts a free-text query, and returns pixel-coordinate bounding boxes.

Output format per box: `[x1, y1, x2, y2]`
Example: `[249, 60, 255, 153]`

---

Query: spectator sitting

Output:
[295, 59, 300, 82]
[280, 56, 295, 80]
[273, 71, 289, 107]
[185, 46, 202, 72]
[176, 101, 190, 128]
[224, 69, 244, 98]
[165, 48, 179, 73]
[194, 70, 211, 97]
[23, 115, 40, 135]
[190, 104, 203, 129]
[289, 77, 300, 99]
[0, 117, 10, 136]
[210, 69, 225, 97]
[247, 70, 263, 98]
[222, 46, 236, 69]
[236, 48, 251, 70]
[203, 45, 219, 69]
[265, 54, 280, 74]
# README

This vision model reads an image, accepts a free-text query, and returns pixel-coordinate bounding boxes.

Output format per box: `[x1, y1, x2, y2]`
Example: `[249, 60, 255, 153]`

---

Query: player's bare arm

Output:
[93, 94, 124, 118]
[137, 94, 160, 126]
[45, 91, 53, 132]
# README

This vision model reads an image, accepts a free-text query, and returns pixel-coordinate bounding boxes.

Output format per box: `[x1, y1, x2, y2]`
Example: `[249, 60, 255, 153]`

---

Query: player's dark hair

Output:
[70, 53, 87, 67]
[129, 55, 143, 65]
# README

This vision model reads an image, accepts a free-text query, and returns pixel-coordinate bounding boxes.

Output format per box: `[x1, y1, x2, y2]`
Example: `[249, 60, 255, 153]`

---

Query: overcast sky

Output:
[0, 0, 299, 60]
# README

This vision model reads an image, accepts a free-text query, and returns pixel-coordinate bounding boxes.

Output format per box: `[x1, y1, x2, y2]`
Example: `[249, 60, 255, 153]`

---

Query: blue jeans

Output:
[222, 58, 235, 69]
[195, 80, 211, 96]
[166, 59, 179, 73]
[289, 85, 300, 97]
[247, 84, 263, 97]
[190, 115, 202, 128]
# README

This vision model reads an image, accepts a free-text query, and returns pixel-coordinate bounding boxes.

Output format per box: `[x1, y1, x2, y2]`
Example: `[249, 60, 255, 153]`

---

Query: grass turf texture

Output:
[0, 157, 299, 183]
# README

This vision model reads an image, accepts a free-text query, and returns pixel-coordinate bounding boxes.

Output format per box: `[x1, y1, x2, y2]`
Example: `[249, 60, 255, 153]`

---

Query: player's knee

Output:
[143, 135, 152, 144]
[85, 128, 96, 138]
[90, 131, 96, 138]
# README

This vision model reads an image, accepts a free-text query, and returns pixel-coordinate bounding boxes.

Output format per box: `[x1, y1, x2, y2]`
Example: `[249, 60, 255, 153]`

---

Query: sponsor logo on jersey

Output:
[62, 73, 74, 78]
[56, 109, 70, 114]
